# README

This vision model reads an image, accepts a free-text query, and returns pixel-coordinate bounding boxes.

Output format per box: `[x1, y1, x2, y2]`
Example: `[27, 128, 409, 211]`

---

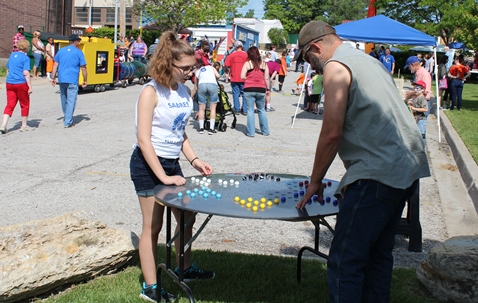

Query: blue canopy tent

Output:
[333, 15, 442, 141]
[448, 41, 468, 50]
[334, 15, 436, 46]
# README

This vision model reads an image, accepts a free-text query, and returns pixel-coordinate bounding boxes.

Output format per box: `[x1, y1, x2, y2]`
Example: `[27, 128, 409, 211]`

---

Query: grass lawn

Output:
[441, 82, 478, 163]
[33, 247, 439, 303]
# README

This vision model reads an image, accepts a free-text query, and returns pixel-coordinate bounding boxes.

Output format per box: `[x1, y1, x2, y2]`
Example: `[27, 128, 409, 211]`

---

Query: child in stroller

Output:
[204, 83, 237, 132]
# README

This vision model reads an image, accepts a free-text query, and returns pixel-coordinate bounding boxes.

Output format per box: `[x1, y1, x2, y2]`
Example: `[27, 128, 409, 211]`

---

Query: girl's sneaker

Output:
[174, 262, 215, 282]
[139, 282, 176, 303]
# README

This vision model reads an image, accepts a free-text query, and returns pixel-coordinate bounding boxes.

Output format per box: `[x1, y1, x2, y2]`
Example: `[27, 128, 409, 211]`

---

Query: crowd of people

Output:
[0, 23, 472, 303]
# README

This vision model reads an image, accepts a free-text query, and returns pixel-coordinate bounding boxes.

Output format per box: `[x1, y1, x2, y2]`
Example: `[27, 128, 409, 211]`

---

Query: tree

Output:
[263, 0, 326, 33]
[137, 0, 247, 33]
[244, 9, 255, 18]
[263, 0, 370, 33]
[321, 0, 369, 26]
[374, 0, 478, 49]
[268, 28, 289, 47]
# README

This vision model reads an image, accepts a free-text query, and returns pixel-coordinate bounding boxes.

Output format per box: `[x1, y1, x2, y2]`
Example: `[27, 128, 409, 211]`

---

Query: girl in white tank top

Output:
[130, 31, 215, 302]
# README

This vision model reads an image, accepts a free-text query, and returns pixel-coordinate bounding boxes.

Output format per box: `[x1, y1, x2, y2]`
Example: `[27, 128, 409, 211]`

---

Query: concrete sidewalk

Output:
[0, 72, 476, 267]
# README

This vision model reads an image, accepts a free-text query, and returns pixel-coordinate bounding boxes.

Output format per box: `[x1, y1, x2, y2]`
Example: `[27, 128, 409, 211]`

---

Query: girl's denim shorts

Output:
[130, 146, 183, 197]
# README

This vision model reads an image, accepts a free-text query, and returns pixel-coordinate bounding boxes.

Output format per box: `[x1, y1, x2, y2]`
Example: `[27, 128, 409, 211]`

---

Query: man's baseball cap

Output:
[69, 34, 82, 41]
[234, 41, 243, 48]
[292, 20, 336, 62]
[18, 25, 24, 29]
[412, 80, 426, 89]
[404, 56, 422, 69]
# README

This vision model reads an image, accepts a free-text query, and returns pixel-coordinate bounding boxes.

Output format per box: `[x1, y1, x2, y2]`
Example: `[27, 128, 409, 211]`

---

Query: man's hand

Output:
[296, 181, 325, 209]
[51, 79, 56, 86]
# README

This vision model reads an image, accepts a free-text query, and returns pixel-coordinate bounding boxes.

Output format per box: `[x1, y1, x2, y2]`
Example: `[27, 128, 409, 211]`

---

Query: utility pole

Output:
[114, 0, 118, 44]
[120, 0, 125, 38]
[88, 0, 93, 27]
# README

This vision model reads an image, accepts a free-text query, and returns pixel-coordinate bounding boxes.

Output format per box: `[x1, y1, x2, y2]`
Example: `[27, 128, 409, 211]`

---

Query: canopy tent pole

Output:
[434, 40, 441, 143]
[291, 64, 311, 128]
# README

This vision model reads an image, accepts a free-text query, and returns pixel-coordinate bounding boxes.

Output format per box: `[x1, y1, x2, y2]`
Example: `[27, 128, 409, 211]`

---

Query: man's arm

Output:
[50, 62, 59, 86]
[297, 61, 350, 208]
[80, 65, 87, 88]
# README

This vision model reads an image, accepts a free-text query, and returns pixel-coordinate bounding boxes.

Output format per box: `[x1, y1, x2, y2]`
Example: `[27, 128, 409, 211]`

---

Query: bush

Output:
[268, 28, 289, 49]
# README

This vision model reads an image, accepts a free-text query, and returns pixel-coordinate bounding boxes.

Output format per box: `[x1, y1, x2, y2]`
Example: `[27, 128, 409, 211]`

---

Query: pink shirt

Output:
[266, 61, 280, 76]
[415, 67, 432, 100]
[12, 32, 25, 52]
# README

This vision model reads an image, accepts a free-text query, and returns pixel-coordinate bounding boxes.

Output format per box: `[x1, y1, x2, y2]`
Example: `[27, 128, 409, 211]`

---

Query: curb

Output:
[440, 112, 478, 212]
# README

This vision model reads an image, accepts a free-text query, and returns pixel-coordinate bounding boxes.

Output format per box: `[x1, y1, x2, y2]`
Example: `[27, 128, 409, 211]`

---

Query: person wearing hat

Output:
[404, 55, 432, 105]
[406, 80, 428, 142]
[50, 34, 87, 128]
[294, 20, 430, 303]
[12, 25, 26, 53]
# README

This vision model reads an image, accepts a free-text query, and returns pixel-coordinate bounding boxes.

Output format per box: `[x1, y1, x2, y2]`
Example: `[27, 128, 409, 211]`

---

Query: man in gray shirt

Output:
[295, 21, 430, 303]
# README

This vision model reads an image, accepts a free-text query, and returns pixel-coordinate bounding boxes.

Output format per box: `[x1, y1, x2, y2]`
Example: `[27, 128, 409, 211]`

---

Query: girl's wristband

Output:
[190, 157, 199, 166]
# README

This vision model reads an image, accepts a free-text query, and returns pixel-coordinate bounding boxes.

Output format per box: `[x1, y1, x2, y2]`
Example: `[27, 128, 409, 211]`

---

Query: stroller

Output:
[204, 83, 237, 132]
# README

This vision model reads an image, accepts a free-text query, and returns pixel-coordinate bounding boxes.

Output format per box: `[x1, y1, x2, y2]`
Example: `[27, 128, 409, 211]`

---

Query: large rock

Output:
[416, 236, 478, 303]
[0, 212, 137, 303]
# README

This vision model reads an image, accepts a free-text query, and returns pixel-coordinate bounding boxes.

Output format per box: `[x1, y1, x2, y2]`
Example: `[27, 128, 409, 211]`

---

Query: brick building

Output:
[0, 0, 73, 58]
[0, 0, 137, 59]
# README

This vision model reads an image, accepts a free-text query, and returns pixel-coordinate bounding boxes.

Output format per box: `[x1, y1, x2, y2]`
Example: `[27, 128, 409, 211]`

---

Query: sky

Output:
[237, 0, 265, 19]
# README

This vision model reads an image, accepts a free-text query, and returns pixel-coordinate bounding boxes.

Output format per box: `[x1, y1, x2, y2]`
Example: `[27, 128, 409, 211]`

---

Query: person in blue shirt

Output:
[50, 34, 88, 128]
[379, 47, 395, 74]
[1, 39, 33, 134]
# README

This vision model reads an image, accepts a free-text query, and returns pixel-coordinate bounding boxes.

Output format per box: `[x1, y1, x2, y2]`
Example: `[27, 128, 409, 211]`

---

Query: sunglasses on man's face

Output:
[303, 39, 322, 63]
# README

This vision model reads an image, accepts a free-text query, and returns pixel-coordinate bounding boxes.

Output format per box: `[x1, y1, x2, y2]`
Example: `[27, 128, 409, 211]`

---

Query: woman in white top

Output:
[31, 30, 46, 78]
[129, 31, 214, 303]
[193, 58, 220, 134]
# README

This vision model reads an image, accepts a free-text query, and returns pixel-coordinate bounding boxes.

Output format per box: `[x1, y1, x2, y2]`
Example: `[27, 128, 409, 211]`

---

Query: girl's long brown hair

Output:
[148, 31, 195, 88]
[247, 46, 262, 70]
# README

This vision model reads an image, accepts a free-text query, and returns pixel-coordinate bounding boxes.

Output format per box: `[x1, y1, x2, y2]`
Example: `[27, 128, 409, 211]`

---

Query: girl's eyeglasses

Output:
[172, 64, 196, 73]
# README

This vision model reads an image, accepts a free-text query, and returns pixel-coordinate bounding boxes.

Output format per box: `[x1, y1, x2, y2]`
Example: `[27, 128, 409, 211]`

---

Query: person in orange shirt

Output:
[292, 73, 305, 95]
[277, 52, 288, 92]
[448, 54, 471, 110]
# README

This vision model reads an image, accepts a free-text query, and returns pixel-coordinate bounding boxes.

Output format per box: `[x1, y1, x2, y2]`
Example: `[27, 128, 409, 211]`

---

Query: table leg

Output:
[296, 217, 334, 282]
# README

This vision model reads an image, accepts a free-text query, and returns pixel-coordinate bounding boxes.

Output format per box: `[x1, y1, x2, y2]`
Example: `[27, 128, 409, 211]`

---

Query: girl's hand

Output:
[161, 175, 187, 186]
[192, 159, 213, 176]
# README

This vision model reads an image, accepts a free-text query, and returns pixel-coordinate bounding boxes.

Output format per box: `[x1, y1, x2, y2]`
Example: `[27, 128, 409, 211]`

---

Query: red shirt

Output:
[224, 50, 248, 83]
[449, 64, 469, 80]
[195, 50, 210, 66]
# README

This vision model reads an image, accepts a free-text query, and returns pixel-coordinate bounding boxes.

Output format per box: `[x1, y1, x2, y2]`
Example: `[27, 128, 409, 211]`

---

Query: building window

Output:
[96, 51, 108, 74]
[76, 8, 88, 23]
[92, 8, 101, 23]
[126, 8, 132, 23]
[75, 7, 102, 24]
[106, 8, 115, 23]
[105, 7, 132, 24]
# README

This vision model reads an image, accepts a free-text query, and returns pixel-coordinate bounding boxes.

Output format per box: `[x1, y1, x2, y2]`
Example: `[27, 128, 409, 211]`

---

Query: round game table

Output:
[154, 173, 340, 303]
